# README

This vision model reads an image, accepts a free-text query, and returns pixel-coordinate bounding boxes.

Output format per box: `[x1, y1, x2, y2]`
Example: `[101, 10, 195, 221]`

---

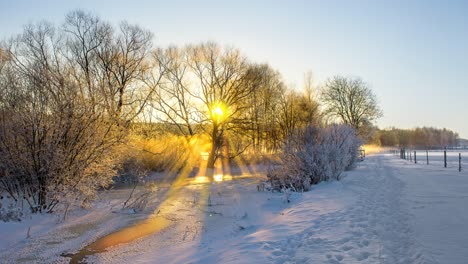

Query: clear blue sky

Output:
[1, 0, 468, 138]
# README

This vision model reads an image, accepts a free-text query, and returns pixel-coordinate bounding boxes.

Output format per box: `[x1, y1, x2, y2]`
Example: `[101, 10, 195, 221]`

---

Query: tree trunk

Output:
[207, 124, 219, 170]
[37, 174, 47, 213]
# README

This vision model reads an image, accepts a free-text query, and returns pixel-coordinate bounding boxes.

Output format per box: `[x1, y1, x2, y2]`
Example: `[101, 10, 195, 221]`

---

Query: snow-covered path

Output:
[235, 154, 427, 264]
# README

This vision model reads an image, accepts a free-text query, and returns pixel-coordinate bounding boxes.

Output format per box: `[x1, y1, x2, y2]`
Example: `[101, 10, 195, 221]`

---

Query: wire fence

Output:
[392, 148, 468, 172]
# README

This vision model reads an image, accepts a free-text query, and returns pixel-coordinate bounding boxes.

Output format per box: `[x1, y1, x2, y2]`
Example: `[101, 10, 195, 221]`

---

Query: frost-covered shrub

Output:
[0, 12, 153, 217]
[0, 196, 23, 222]
[0, 205, 23, 222]
[267, 124, 361, 191]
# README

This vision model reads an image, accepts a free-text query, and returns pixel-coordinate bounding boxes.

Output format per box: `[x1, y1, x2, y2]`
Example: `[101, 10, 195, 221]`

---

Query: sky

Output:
[1, 0, 468, 138]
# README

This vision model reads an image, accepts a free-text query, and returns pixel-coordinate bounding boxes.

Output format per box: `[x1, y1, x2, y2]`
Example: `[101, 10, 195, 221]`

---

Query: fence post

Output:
[426, 150, 429, 165]
[444, 148, 447, 168]
[410, 151, 412, 162]
[459, 153, 462, 172]
[414, 151, 417, 164]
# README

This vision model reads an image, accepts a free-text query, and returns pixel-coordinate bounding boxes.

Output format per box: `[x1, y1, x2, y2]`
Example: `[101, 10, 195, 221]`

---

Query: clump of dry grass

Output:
[361, 144, 386, 155]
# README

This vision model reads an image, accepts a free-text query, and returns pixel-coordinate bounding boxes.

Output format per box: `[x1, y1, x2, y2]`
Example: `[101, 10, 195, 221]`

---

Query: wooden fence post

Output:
[426, 150, 429, 165]
[459, 153, 462, 172]
[444, 148, 447, 168]
[414, 151, 417, 164]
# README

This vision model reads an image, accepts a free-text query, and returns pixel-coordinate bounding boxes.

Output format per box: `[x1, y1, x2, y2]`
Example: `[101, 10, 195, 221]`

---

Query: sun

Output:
[210, 102, 228, 123]
[213, 106, 223, 116]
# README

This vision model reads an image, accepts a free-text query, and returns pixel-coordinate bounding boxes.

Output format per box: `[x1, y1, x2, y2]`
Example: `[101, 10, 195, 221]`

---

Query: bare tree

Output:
[96, 21, 155, 120]
[0, 48, 8, 73]
[321, 76, 382, 134]
[303, 71, 315, 101]
[277, 85, 320, 143]
[149, 46, 197, 137]
[186, 43, 258, 168]
[243, 64, 285, 153]
[63, 10, 156, 122]
[0, 11, 157, 214]
[278, 89, 299, 141]
[147, 43, 258, 169]
[302, 71, 321, 124]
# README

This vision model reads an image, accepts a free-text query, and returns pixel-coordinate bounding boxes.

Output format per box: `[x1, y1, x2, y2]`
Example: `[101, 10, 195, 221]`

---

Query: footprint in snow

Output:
[341, 245, 353, 251]
[361, 240, 370, 247]
[355, 251, 371, 261]
[357, 223, 368, 228]
[272, 250, 283, 256]
[262, 244, 273, 250]
[339, 237, 351, 243]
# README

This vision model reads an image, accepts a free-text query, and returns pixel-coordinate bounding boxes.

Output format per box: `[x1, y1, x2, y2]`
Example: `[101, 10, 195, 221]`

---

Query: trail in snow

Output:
[238, 155, 428, 264]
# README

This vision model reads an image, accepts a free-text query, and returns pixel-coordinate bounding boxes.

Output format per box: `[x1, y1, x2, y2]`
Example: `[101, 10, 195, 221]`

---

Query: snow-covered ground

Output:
[1, 154, 468, 263]
[400, 149, 468, 169]
[391, 155, 468, 263]
[0, 184, 176, 263]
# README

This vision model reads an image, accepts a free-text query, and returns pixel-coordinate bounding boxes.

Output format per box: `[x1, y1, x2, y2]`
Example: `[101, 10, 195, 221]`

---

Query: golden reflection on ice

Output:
[71, 135, 248, 263]
[214, 174, 233, 182]
[194, 176, 210, 184]
[214, 174, 223, 182]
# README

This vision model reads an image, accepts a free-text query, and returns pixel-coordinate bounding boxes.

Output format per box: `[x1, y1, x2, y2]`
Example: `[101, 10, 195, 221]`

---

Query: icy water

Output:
[69, 173, 256, 263]
[69, 216, 171, 263]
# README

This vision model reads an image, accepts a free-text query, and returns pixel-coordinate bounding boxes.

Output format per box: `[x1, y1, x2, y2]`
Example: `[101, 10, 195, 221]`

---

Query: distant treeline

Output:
[378, 127, 459, 148]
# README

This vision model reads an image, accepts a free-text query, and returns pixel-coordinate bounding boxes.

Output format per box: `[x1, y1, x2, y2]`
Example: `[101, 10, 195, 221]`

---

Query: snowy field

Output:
[1, 154, 468, 263]
[396, 149, 468, 171]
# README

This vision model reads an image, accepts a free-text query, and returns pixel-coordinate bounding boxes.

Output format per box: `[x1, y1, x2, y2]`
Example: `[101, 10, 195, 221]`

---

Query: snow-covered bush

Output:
[0, 204, 23, 222]
[0, 102, 122, 214]
[267, 124, 362, 191]
[0, 195, 23, 222]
